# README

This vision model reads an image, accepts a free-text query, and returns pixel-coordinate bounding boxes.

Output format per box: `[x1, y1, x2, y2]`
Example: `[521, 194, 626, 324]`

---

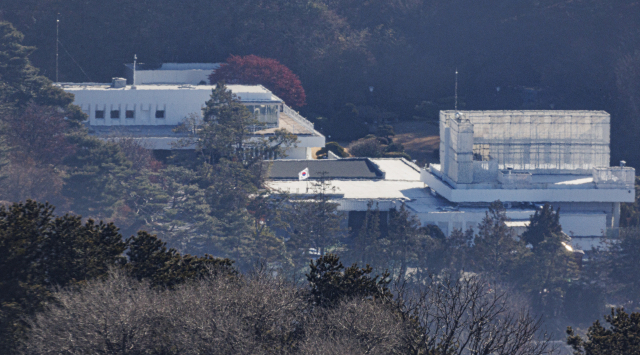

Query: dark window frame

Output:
[125, 110, 135, 119]
[95, 110, 105, 119]
[110, 110, 120, 119]
[155, 110, 165, 119]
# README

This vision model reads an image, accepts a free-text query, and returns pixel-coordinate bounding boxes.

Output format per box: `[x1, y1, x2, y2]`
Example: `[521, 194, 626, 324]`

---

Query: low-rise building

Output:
[59, 80, 325, 159]
[267, 110, 635, 249]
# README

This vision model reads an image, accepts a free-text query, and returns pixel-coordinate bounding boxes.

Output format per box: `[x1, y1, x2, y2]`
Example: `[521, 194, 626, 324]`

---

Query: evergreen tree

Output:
[62, 134, 134, 219]
[609, 227, 640, 310]
[522, 203, 563, 248]
[285, 174, 345, 266]
[471, 201, 528, 282]
[519, 204, 579, 322]
[0, 21, 84, 121]
[567, 308, 640, 355]
[344, 200, 382, 270]
[386, 202, 424, 277]
[0, 200, 126, 351]
[126, 231, 236, 289]
[306, 254, 392, 308]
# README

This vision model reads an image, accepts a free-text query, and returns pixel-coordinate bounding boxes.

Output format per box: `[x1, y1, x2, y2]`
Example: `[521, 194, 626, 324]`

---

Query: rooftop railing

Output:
[593, 167, 635, 189]
[283, 105, 315, 131]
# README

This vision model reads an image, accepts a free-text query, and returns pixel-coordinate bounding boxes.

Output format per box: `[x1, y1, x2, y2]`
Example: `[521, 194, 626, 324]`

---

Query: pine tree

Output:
[0, 200, 126, 351]
[386, 202, 423, 277]
[519, 204, 579, 320]
[471, 201, 528, 283]
[306, 254, 391, 308]
[344, 200, 382, 270]
[285, 174, 345, 266]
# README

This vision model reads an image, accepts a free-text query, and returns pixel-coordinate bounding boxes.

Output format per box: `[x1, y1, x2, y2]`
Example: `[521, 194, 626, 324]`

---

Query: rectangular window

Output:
[126, 110, 135, 119]
[95, 110, 105, 119]
[110, 110, 120, 119]
[155, 110, 165, 119]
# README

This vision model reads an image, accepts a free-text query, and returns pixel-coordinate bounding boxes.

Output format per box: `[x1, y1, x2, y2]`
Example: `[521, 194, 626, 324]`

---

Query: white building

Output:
[419, 110, 635, 249]
[267, 110, 635, 249]
[124, 63, 221, 85]
[59, 80, 325, 159]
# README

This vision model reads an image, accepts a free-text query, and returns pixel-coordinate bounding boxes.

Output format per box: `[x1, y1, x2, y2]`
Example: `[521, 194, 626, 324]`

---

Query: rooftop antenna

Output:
[56, 14, 59, 83]
[132, 54, 137, 89]
[454, 68, 458, 112]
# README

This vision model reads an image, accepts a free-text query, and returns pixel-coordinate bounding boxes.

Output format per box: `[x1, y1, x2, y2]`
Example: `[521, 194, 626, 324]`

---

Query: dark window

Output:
[155, 110, 165, 119]
[95, 110, 105, 119]
[126, 110, 135, 119]
[111, 110, 120, 119]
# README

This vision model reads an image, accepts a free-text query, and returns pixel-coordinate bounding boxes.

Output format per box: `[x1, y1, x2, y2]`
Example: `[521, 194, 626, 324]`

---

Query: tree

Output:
[567, 308, 640, 355]
[400, 274, 554, 355]
[348, 137, 383, 157]
[306, 254, 392, 308]
[609, 227, 640, 310]
[386, 202, 424, 277]
[285, 174, 345, 264]
[62, 134, 135, 219]
[522, 204, 563, 248]
[0, 22, 84, 121]
[315, 141, 349, 159]
[343, 200, 383, 270]
[471, 201, 527, 282]
[210, 55, 306, 107]
[2, 103, 75, 166]
[126, 231, 236, 289]
[0, 200, 126, 352]
[519, 204, 579, 322]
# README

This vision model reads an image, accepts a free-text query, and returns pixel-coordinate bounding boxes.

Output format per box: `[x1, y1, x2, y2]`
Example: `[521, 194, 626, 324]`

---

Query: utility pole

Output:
[455, 68, 458, 112]
[56, 14, 59, 83]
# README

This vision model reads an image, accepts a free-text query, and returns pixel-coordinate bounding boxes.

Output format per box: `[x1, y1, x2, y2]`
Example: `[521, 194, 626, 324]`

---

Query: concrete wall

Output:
[67, 85, 279, 126]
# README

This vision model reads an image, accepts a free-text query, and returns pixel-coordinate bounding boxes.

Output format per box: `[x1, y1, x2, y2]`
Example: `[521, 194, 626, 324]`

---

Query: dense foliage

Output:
[1, 0, 639, 161]
[567, 308, 640, 355]
[210, 55, 306, 107]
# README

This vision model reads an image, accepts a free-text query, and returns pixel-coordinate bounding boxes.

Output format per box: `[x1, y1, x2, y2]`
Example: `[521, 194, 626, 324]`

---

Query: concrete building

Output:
[267, 111, 635, 249]
[59, 80, 325, 159]
[420, 110, 635, 249]
[124, 63, 221, 85]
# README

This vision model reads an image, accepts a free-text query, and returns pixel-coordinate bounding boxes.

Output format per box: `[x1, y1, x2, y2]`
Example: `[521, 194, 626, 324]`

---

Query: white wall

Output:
[67, 85, 278, 126]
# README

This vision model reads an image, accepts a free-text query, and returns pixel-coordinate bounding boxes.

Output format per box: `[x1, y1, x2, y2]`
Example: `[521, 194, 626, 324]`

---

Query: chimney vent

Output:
[111, 77, 127, 88]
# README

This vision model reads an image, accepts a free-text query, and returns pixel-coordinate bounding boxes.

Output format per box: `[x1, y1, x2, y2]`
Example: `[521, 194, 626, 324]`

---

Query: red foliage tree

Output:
[210, 55, 306, 107]
[4, 103, 76, 165]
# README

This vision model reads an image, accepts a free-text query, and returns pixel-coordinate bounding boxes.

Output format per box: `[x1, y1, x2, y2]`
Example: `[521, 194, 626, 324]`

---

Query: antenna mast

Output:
[454, 68, 458, 112]
[132, 54, 137, 89]
[56, 14, 59, 83]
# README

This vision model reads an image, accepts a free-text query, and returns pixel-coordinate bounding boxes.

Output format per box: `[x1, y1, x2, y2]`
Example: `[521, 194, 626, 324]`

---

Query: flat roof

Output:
[124, 63, 222, 71]
[267, 159, 383, 180]
[59, 83, 275, 95]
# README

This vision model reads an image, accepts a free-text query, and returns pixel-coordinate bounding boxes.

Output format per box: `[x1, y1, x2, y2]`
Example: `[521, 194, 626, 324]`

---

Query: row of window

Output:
[95, 109, 165, 119]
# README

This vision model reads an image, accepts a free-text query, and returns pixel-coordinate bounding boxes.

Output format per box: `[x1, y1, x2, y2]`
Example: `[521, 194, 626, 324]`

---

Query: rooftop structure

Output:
[60, 82, 324, 159]
[268, 110, 635, 250]
[124, 63, 221, 85]
[419, 110, 635, 248]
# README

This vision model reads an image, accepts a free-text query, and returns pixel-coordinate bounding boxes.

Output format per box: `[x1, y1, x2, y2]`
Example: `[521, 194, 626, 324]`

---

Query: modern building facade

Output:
[419, 110, 635, 248]
[267, 110, 635, 249]
[59, 80, 325, 159]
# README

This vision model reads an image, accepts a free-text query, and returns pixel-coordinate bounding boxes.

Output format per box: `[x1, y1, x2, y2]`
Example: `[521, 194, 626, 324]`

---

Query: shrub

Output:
[347, 138, 382, 158]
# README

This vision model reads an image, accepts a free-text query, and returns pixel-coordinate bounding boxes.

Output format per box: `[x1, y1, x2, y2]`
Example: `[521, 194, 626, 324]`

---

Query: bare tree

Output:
[22, 266, 556, 355]
[396, 275, 556, 355]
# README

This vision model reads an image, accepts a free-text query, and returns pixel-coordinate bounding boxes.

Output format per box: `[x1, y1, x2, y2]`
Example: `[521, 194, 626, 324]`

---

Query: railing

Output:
[592, 167, 635, 189]
[248, 123, 278, 133]
[283, 104, 315, 131]
[498, 170, 532, 186]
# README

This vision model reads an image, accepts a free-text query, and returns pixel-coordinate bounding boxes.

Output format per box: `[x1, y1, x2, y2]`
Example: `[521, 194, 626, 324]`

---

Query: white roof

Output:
[369, 158, 421, 181]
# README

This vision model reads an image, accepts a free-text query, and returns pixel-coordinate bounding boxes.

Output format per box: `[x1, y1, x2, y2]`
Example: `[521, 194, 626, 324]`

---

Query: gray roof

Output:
[267, 159, 383, 180]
